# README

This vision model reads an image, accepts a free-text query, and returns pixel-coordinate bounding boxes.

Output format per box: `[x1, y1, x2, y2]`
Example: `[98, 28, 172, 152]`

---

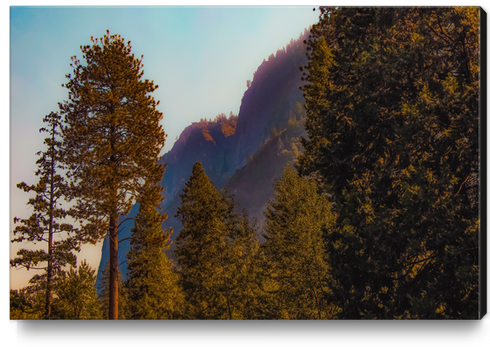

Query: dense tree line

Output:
[11, 7, 481, 320]
[298, 7, 480, 319]
[12, 160, 332, 320]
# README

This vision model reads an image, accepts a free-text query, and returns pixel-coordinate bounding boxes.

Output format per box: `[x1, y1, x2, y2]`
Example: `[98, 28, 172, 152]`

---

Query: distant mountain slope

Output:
[160, 114, 238, 213]
[96, 30, 310, 288]
[225, 118, 306, 237]
[230, 33, 308, 170]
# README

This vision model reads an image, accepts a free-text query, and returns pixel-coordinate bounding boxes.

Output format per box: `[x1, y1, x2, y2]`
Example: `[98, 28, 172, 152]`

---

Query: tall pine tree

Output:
[175, 162, 259, 319]
[60, 30, 167, 319]
[125, 181, 184, 319]
[11, 111, 80, 320]
[261, 165, 336, 319]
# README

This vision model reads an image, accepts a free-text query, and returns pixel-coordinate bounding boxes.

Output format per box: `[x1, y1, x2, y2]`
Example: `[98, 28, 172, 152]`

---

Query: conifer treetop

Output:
[60, 30, 167, 242]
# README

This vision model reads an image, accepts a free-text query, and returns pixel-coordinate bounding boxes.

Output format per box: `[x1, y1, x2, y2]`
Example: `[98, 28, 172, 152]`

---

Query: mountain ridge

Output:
[96, 29, 310, 289]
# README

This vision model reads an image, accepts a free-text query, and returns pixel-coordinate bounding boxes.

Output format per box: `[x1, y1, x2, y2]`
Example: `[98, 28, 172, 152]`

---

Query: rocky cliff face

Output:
[230, 35, 308, 171]
[96, 30, 309, 289]
[160, 114, 238, 212]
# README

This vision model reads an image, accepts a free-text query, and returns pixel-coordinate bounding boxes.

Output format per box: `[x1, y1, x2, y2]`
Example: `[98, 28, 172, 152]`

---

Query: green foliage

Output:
[12, 261, 102, 320]
[260, 165, 337, 319]
[125, 182, 185, 319]
[175, 162, 260, 319]
[298, 7, 480, 319]
[54, 260, 102, 319]
[10, 288, 44, 320]
[11, 111, 80, 319]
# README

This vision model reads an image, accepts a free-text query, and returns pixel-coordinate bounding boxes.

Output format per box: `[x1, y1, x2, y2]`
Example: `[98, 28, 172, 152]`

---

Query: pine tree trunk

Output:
[108, 121, 119, 320]
[45, 131, 55, 320]
[45, 216, 53, 320]
[109, 214, 119, 320]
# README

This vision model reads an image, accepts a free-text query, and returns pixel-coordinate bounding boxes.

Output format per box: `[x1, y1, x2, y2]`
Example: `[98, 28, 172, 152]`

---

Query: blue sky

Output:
[9, 5, 318, 290]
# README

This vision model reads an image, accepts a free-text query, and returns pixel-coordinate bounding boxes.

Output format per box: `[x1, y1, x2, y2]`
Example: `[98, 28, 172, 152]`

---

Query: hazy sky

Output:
[9, 5, 318, 290]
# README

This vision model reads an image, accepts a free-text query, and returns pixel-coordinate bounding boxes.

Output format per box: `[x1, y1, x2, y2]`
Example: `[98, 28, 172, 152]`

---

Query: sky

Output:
[9, 5, 319, 291]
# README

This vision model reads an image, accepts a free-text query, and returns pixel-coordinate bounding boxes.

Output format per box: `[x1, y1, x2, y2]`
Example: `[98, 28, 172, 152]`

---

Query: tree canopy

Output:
[298, 7, 480, 319]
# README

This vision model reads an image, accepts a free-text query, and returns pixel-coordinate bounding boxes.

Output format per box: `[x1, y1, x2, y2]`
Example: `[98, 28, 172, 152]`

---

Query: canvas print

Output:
[10, 6, 485, 320]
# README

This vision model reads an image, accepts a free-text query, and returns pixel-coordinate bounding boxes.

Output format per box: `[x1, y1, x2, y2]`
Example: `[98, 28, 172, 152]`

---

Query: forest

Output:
[10, 7, 482, 320]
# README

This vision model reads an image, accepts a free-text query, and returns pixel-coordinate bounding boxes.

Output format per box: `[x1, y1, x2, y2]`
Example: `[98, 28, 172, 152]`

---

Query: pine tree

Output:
[261, 165, 336, 319]
[11, 111, 80, 320]
[175, 162, 259, 319]
[298, 7, 480, 319]
[125, 182, 185, 319]
[60, 30, 167, 319]
[54, 260, 102, 319]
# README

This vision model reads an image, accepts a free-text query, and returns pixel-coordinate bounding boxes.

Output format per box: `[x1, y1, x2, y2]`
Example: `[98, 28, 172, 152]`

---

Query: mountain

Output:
[224, 116, 306, 237]
[96, 29, 310, 289]
[160, 113, 239, 216]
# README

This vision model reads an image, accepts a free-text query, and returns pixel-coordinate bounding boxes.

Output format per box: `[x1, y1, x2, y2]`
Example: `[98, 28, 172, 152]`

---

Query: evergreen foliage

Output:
[10, 288, 45, 320]
[125, 182, 185, 319]
[298, 7, 480, 319]
[60, 30, 167, 319]
[218, 209, 261, 319]
[175, 162, 259, 319]
[11, 261, 102, 320]
[11, 111, 80, 319]
[54, 260, 102, 319]
[261, 165, 337, 319]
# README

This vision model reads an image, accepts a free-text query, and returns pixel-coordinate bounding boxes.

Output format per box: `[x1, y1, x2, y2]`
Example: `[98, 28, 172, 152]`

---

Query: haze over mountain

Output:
[96, 29, 310, 287]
